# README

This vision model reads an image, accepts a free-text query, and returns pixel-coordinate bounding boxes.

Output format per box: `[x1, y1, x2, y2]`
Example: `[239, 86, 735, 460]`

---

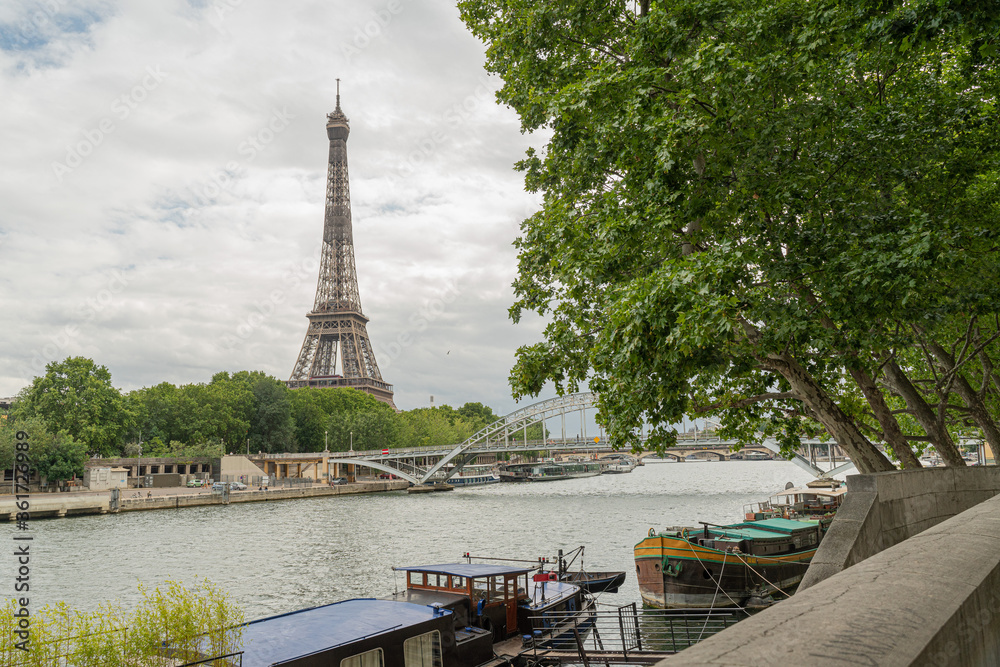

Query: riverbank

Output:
[0, 480, 410, 520]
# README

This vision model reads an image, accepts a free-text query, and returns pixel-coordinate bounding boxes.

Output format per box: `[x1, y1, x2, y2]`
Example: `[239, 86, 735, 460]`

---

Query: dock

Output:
[407, 483, 454, 494]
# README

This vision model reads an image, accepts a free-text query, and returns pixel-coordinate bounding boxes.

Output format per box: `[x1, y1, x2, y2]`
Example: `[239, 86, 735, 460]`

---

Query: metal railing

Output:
[521, 604, 746, 665]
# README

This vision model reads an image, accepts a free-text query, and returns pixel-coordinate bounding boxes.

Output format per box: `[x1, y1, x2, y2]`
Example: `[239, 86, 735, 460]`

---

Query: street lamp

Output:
[324, 431, 329, 453]
[350, 431, 353, 452]
[137, 438, 143, 489]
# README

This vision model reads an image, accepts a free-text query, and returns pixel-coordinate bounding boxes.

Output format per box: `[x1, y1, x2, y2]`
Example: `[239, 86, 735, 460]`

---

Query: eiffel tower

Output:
[287, 82, 395, 409]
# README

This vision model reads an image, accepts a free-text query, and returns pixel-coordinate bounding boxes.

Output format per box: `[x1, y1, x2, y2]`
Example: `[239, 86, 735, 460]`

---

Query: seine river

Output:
[21, 461, 820, 618]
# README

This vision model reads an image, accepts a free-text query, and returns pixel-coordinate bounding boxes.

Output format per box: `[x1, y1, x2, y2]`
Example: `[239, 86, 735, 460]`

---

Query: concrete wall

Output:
[661, 491, 1000, 666]
[219, 455, 266, 482]
[116, 480, 408, 513]
[800, 466, 1000, 589]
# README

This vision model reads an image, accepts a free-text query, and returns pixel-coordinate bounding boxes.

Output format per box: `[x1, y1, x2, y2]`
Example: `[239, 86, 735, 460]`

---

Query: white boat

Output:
[602, 455, 637, 474]
[526, 461, 603, 481]
[445, 465, 501, 487]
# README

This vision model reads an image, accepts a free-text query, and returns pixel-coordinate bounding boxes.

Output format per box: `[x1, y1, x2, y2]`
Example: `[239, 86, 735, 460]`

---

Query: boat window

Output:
[403, 630, 442, 667]
[473, 578, 491, 602]
[341, 648, 383, 667]
[451, 575, 465, 590]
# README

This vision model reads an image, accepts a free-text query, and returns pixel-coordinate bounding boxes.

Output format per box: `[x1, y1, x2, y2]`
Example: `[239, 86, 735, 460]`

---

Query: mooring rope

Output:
[696, 550, 728, 642]
[729, 550, 794, 599]
[681, 540, 742, 608]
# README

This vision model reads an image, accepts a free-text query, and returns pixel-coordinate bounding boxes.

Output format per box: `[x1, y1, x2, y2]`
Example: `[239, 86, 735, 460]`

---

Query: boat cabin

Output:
[744, 479, 846, 520]
[390, 563, 532, 641]
[388, 563, 592, 644]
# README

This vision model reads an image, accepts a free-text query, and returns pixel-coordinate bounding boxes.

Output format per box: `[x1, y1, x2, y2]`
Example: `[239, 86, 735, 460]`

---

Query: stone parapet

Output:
[800, 467, 1000, 590]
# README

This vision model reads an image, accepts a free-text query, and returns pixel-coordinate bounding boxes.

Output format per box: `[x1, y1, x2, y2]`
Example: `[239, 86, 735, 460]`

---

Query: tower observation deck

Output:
[287, 82, 395, 409]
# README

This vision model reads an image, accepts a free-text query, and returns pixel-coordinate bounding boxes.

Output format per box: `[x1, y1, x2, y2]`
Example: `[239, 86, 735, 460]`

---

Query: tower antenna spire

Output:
[336, 78, 341, 111]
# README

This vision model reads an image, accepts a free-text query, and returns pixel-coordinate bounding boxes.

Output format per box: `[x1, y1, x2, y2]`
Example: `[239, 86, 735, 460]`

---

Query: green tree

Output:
[333, 410, 400, 452]
[456, 402, 499, 431]
[127, 382, 182, 446]
[290, 388, 399, 452]
[14, 357, 132, 457]
[290, 397, 328, 452]
[396, 407, 476, 448]
[459, 0, 1000, 472]
[0, 416, 87, 484]
[231, 371, 296, 453]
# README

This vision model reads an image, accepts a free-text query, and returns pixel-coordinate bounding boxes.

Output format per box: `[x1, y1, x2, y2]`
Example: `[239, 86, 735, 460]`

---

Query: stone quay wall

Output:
[115, 481, 409, 513]
[0, 481, 410, 520]
[800, 466, 1000, 589]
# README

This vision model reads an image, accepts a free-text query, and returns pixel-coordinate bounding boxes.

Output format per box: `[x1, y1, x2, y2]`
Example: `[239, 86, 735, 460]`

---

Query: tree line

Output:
[2, 356, 530, 482]
[461, 0, 1000, 472]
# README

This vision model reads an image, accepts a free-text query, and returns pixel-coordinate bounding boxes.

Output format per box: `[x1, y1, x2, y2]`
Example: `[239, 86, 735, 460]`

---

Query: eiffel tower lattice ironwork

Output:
[287, 83, 395, 409]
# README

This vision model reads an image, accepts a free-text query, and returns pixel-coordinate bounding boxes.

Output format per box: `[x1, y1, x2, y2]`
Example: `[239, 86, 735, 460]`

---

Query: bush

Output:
[0, 579, 245, 666]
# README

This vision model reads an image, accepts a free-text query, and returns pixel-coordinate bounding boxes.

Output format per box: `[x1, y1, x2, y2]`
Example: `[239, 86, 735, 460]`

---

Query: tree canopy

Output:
[10, 357, 508, 459]
[13, 357, 131, 457]
[0, 416, 87, 484]
[460, 0, 1000, 472]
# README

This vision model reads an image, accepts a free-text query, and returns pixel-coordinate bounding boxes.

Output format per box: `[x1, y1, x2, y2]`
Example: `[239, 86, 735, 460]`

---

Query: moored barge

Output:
[635, 517, 826, 609]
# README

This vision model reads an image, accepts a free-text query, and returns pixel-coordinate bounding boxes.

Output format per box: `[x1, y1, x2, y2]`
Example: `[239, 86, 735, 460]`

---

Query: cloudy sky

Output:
[0, 0, 567, 415]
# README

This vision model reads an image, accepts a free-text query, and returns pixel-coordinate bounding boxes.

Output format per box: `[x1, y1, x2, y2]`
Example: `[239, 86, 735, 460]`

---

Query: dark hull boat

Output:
[559, 570, 627, 594]
[184, 562, 596, 667]
[188, 598, 496, 667]
[554, 546, 627, 594]
[635, 517, 826, 609]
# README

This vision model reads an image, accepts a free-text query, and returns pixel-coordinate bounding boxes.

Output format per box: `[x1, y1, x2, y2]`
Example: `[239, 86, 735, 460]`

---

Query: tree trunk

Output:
[847, 366, 922, 469]
[789, 287, 912, 467]
[766, 353, 896, 473]
[882, 361, 966, 466]
[924, 341, 1000, 455]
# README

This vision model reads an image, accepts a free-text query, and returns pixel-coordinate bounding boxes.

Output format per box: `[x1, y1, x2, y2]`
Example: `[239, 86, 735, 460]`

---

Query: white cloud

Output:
[0, 0, 561, 415]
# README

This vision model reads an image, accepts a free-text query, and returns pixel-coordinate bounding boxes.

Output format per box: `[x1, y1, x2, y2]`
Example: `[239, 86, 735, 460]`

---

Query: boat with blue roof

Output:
[233, 597, 496, 667]
[175, 560, 596, 666]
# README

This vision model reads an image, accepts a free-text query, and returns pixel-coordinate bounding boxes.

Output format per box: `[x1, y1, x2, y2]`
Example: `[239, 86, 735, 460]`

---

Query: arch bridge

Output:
[258, 393, 855, 484]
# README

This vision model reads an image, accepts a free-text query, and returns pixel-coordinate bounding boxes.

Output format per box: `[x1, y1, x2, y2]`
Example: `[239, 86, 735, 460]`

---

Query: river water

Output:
[20, 461, 820, 618]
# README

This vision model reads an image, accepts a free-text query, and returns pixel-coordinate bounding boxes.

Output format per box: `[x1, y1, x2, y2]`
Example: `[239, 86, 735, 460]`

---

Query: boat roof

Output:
[239, 599, 449, 667]
[395, 563, 536, 578]
[709, 517, 820, 540]
[772, 486, 847, 498]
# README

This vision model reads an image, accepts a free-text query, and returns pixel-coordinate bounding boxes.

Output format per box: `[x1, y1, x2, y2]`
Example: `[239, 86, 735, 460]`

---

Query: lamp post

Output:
[324, 431, 329, 453]
[137, 439, 143, 489]
[350, 431, 353, 452]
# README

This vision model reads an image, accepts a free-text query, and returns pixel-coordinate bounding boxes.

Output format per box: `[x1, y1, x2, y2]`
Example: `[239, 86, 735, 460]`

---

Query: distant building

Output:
[83, 467, 129, 491]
